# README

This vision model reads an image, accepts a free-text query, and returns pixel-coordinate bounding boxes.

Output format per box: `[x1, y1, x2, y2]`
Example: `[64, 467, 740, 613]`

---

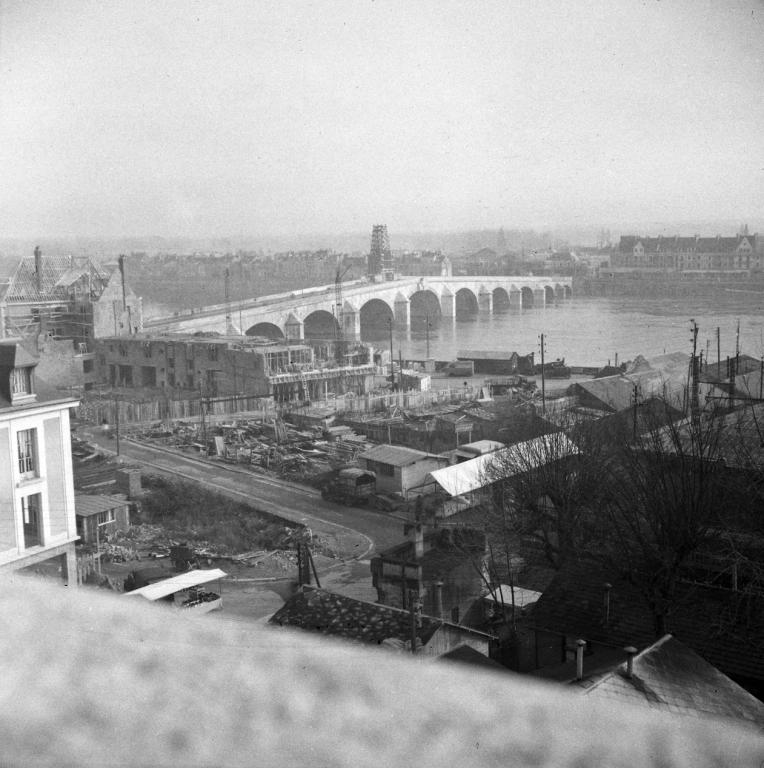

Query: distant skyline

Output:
[1, 1, 763, 239]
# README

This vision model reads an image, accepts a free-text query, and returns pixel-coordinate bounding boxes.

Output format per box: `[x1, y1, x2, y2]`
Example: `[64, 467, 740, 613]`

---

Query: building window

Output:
[97, 509, 115, 526]
[143, 343, 152, 358]
[208, 345, 218, 361]
[17, 428, 37, 478]
[82, 359, 94, 373]
[10, 367, 33, 396]
[22, 494, 42, 548]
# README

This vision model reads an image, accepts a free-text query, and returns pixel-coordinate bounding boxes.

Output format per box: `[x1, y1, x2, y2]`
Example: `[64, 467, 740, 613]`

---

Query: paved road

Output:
[80, 428, 404, 559]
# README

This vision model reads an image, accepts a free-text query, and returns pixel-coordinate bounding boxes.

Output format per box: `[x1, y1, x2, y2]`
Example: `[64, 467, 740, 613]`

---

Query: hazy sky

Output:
[1, 0, 763, 238]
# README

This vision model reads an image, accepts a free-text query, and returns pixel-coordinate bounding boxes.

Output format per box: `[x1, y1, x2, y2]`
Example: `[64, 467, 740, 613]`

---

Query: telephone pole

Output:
[631, 383, 640, 438]
[690, 319, 699, 420]
[539, 333, 546, 415]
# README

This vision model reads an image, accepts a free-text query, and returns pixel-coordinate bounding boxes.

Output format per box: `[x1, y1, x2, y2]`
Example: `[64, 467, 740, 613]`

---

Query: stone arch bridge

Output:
[144, 276, 572, 342]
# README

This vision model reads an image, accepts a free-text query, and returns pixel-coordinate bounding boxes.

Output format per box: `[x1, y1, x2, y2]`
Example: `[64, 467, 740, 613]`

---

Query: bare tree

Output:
[476, 398, 761, 638]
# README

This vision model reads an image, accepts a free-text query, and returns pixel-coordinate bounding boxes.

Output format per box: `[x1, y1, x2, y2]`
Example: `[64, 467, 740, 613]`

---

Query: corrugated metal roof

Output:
[124, 568, 227, 601]
[429, 434, 579, 497]
[75, 493, 129, 518]
[359, 444, 435, 467]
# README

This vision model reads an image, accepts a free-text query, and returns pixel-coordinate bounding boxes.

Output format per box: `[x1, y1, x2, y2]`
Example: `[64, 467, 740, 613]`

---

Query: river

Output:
[364, 291, 764, 369]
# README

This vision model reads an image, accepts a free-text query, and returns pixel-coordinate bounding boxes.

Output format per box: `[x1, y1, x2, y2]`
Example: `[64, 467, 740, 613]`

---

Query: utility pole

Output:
[632, 383, 640, 439]
[539, 333, 546, 415]
[690, 319, 699, 420]
[408, 589, 421, 655]
[716, 326, 721, 371]
[388, 317, 395, 391]
[114, 397, 120, 456]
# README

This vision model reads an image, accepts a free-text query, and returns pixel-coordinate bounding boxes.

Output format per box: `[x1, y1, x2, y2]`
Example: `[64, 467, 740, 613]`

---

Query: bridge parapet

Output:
[146, 275, 573, 337]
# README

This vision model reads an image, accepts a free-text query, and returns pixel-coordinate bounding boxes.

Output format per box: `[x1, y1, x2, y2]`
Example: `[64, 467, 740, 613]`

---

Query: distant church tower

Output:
[369, 225, 393, 280]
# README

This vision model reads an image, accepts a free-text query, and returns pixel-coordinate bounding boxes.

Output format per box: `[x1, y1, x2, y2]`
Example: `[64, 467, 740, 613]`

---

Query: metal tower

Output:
[369, 225, 393, 280]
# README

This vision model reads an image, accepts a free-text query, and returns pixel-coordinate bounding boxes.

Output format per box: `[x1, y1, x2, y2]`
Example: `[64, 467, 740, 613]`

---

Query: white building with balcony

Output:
[0, 339, 79, 583]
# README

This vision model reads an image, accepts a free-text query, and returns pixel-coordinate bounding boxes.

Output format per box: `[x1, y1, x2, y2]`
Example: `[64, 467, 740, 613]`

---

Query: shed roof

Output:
[359, 444, 440, 467]
[124, 569, 227, 601]
[586, 635, 764, 731]
[428, 434, 579, 497]
[75, 493, 130, 518]
[483, 585, 543, 610]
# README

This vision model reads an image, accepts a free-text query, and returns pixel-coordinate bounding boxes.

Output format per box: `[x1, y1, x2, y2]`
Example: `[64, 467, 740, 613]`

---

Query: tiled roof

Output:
[359, 444, 438, 467]
[269, 587, 443, 646]
[586, 635, 764, 731]
[533, 558, 764, 683]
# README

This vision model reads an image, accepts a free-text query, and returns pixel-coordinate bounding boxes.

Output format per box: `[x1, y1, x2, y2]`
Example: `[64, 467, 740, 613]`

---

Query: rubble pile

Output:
[124, 416, 375, 483]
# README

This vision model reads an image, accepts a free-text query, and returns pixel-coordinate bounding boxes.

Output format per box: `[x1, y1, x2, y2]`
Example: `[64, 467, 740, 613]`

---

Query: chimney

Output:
[434, 580, 444, 620]
[34, 246, 42, 292]
[412, 522, 424, 560]
[575, 639, 586, 681]
[624, 646, 637, 679]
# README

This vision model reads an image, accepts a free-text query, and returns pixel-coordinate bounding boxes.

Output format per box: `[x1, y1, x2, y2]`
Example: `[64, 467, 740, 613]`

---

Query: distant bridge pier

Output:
[440, 290, 455, 324]
[509, 288, 522, 310]
[342, 308, 361, 341]
[533, 287, 545, 308]
[478, 289, 493, 313]
[555, 284, 565, 302]
[394, 295, 410, 329]
[285, 314, 304, 341]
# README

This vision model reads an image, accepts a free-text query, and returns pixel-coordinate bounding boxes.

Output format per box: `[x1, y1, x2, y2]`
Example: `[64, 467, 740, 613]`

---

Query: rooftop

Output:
[270, 586, 490, 647]
[533, 557, 764, 684]
[359, 444, 441, 467]
[586, 635, 764, 732]
[75, 493, 130, 518]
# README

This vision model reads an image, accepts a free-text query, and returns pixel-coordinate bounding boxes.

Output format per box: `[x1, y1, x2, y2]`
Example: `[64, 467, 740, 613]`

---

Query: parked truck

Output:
[320, 468, 377, 506]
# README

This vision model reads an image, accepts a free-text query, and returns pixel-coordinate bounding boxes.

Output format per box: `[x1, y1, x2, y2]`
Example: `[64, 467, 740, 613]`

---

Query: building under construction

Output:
[0, 249, 141, 344]
[0, 249, 143, 391]
[93, 332, 377, 402]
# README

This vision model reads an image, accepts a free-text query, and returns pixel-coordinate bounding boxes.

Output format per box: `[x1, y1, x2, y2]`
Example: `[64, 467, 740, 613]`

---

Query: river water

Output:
[365, 291, 764, 369]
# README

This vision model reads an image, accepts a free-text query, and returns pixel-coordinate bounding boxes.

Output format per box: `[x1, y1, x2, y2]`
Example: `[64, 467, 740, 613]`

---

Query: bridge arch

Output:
[303, 309, 338, 341]
[246, 322, 284, 340]
[492, 287, 510, 312]
[544, 285, 555, 304]
[455, 287, 479, 318]
[564, 285, 572, 299]
[408, 289, 442, 330]
[521, 287, 534, 308]
[359, 298, 394, 339]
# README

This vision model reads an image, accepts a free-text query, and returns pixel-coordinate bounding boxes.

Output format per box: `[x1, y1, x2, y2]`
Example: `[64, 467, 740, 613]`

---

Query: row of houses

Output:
[612, 233, 762, 274]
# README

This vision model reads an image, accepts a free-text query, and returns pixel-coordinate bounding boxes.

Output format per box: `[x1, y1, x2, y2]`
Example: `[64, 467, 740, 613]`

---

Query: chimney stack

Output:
[410, 521, 424, 560]
[624, 646, 637, 679]
[34, 246, 42, 292]
[575, 639, 586, 681]
[434, 580, 444, 620]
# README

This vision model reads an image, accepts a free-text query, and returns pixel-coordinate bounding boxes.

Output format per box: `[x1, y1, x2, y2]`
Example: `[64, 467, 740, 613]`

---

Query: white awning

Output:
[124, 568, 228, 601]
